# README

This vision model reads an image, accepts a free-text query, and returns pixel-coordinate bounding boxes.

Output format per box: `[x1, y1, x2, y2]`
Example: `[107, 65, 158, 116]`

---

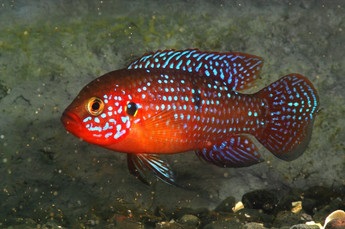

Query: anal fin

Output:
[196, 135, 264, 168]
[127, 154, 176, 186]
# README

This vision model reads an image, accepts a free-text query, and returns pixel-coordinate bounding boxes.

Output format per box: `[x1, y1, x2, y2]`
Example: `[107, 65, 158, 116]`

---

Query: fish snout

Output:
[61, 110, 81, 134]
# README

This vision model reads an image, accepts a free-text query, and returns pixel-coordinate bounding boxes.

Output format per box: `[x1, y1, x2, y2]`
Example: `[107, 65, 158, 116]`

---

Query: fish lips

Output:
[61, 110, 83, 137]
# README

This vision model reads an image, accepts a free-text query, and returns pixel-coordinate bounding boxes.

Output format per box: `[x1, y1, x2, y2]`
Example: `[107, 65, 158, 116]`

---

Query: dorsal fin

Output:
[127, 49, 264, 91]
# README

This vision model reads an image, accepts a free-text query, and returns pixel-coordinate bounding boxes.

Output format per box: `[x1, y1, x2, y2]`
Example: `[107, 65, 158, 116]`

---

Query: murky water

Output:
[0, 1, 344, 228]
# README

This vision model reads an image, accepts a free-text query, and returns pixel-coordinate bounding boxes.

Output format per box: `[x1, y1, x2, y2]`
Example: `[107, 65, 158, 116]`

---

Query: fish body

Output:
[61, 49, 319, 185]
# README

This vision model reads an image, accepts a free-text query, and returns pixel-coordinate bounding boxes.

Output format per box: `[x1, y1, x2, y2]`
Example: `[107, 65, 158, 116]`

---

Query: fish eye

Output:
[126, 102, 138, 116]
[86, 97, 104, 116]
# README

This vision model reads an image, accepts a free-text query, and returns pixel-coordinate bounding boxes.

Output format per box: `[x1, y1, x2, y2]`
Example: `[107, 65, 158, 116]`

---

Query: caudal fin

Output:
[256, 74, 319, 161]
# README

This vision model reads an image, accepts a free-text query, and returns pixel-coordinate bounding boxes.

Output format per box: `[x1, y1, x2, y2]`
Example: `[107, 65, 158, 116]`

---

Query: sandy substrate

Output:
[0, 1, 344, 227]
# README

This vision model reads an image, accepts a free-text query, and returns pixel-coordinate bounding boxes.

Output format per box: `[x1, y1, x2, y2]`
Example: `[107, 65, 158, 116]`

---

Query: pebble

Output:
[289, 224, 321, 229]
[324, 210, 345, 229]
[4, 186, 342, 228]
[313, 198, 345, 222]
[214, 196, 236, 213]
[272, 210, 303, 228]
[324, 218, 345, 229]
[113, 218, 144, 229]
[302, 186, 334, 215]
[203, 220, 243, 229]
[243, 222, 266, 229]
[156, 220, 183, 229]
[178, 214, 201, 227]
[123, 186, 344, 228]
[236, 208, 274, 225]
[242, 189, 279, 214]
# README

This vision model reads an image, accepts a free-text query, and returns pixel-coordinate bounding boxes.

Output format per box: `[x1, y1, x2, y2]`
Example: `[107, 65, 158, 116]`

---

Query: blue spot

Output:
[176, 60, 183, 69]
[195, 62, 202, 72]
[205, 53, 214, 60]
[205, 70, 210, 77]
[145, 61, 150, 68]
[196, 53, 207, 61]
[83, 116, 92, 122]
[121, 116, 128, 123]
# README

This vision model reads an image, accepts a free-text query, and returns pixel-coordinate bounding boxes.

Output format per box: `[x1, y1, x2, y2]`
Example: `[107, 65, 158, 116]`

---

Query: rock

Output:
[243, 222, 267, 228]
[156, 220, 184, 229]
[302, 198, 318, 215]
[203, 220, 243, 229]
[214, 196, 236, 213]
[277, 189, 304, 212]
[302, 186, 334, 215]
[313, 198, 345, 223]
[163, 207, 209, 220]
[113, 219, 144, 229]
[289, 224, 321, 229]
[324, 210, 345, 229]
[272, 211, 303, 228]
[324, 218, 345, 229]
[178, 214, 201, 227]
[236, 208, 274, 225]
[242, 189, 279, 214]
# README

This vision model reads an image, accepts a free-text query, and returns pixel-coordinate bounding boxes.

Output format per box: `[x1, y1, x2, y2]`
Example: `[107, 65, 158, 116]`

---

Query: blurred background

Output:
[0, 0, 344, 227]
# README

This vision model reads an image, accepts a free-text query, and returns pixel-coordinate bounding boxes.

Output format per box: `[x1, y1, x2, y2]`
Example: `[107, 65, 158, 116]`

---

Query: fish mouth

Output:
[61, 111, 81, 134]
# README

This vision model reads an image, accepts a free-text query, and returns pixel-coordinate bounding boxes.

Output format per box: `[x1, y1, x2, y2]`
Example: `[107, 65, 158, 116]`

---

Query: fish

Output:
[61, 49, 319, 185]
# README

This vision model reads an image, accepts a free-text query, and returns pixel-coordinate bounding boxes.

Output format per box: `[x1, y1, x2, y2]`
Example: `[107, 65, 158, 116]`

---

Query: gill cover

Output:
[81, 93, 140, 143]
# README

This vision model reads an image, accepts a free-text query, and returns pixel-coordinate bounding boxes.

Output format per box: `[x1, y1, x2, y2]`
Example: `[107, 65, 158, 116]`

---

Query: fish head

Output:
[61, 70, 141, 147]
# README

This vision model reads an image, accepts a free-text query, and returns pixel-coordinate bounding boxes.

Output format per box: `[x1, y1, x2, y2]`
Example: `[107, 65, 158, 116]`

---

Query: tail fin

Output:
[256, 74, 319, 161]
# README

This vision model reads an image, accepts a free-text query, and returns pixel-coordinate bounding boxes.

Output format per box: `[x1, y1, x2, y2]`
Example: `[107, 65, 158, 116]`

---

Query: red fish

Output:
[61, 49, 319, 185]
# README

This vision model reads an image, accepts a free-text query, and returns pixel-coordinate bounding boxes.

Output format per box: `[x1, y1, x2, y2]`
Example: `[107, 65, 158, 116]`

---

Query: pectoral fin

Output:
[196, 135, 264, 167]
[127, 153, 176, 185]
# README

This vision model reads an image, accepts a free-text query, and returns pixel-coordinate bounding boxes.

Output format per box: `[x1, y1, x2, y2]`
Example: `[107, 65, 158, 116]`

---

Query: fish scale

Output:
[61, 49, 319, 185]
[126, 70, 267, 150]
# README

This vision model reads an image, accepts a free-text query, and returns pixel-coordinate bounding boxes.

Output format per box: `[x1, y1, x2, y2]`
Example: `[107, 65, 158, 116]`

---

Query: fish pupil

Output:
[126, 102, 138, 116]
[92, 101, 100, 111]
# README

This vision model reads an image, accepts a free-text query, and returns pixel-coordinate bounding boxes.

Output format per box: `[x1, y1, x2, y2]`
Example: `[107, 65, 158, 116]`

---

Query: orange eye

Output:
[86, 97, 104, 116]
